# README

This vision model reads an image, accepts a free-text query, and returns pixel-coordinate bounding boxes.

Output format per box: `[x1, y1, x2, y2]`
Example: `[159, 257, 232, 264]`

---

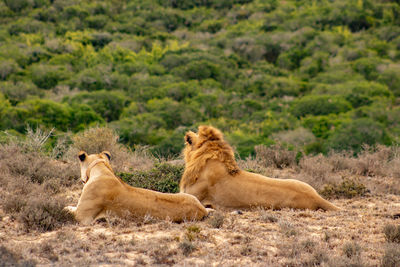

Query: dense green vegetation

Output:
[1, 0, 400, 157]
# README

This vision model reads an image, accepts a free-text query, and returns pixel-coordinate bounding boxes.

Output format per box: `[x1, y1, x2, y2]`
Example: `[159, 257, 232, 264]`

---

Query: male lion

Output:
[65, 151, 208, 224]
[180, 126, 340, 211]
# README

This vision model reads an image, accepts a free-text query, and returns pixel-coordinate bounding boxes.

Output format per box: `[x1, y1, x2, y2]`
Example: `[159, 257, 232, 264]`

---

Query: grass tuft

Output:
[208, 212, 225, 229]
[382, 244, 400, 267]
[384, 224, 400, 243]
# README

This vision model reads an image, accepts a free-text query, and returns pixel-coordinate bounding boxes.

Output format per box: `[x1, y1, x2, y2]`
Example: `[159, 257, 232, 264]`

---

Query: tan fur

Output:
[180, 126, 340, 211]
[65, 151, 208, 225]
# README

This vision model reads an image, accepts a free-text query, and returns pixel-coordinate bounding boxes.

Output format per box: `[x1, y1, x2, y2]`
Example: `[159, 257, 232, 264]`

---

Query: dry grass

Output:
[384, 224, 400, 243]
[1, 134, 400, 266]
[255, 144, 298, 169]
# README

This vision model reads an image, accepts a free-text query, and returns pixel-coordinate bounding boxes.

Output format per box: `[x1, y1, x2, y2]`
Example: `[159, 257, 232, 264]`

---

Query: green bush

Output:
[7, 99, 103, 132]
[378, 65, 400, 96]
[30, 64, 69, 90]
[0, 59, 19, 80]
[111, 114, 167, 145]
[118, 163, 183, 193]
[4, 0, 31, 12]
[71, 65, 128, 91]
[64, 90, 128, 122]
[89, 32, 112, 48]
[292, 95, 352, 118]
[326, 118, 391, 153]
[302, 114, 346, 139]
[180, 60, 220, 81]
[145, 97, 202, 129]
[8, 19, 46, 35]
[352, 57, 384, 81]
[227, 129, 272, 158]
[85, 15, 108, 29]
[0, 81, 42, 105]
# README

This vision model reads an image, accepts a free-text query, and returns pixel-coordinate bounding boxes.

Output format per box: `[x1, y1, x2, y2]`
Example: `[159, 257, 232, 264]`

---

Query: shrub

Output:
[0, 143, 78, 186]
[291, 95, 352, 118]
[382, 244, 400, 267]
[352, 57, 384, 81]
[71, 65, 128, 91]
[30, 64, 69, 90]
[384, 224, 400, 243]
[145, 97, 202, 129]
[64, 90, 128, 122]
[320, 179, 367, 199]
[271, 127, 316, 147]
[228, 130, 272, 158]
[90, 32, 112, 48]
[18, 195, 75, 232]
[176, 60, 220, 81]
[302, 114, 346, 139]
[8, 19, 46, 35]
[14, 99, 100, 132]
[326, 118, 391, 154]
[0, 246, 36, 267]
[342, 241, 361, 258]
[151, 127, 187, 157]
[111, 114, 167, 146]
[3, 0, 31, 12]
[378, 64, 400, 96]
[85, 15, 108, 29]
[179, 240, 196, 256]
[208, 212, 224, 229]
[68, 126, 153, 173]
[278, 48, 309, 70]
[0, 81, 42, 105]
[255, 144, 298, 169]
[118, 163, 183, 193]
[0, 59, 19, 80]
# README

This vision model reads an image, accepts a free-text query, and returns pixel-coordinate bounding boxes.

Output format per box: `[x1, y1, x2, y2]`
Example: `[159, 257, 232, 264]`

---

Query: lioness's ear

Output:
[101, 151, 111, 161]
[198, 125, 223, 141]
[78, 151, 87, 162]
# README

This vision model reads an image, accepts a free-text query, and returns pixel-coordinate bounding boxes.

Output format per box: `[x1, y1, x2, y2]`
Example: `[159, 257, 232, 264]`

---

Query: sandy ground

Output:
[1, 192, 399, 266]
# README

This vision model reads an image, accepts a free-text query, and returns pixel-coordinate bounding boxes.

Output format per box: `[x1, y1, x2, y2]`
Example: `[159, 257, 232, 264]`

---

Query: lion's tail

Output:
[317, 197, 341, 211]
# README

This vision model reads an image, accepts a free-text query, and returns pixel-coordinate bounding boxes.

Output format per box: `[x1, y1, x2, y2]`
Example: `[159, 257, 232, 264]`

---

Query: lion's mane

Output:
[181, 126, 239, 190]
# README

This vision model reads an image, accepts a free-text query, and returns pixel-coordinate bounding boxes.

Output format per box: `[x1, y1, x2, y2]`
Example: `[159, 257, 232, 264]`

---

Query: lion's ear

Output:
[78, 151, 87, 162]
[101, 151, 111, 161]
[185, 132, 193, 145]
[198, 125, 223, 141]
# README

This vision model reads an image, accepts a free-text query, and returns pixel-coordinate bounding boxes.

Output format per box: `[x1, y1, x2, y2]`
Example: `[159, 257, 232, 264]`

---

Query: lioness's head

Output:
[78, 151, 111, 183]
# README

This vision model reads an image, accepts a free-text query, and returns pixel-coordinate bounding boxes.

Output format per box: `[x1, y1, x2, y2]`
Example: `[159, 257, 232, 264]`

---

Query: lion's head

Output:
[78, 151, 112, 183]
[181, 126, 239, 189]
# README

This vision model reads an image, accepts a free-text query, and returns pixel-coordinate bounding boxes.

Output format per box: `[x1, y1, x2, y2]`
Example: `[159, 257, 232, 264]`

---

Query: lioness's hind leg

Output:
[74, 201, 105, 225]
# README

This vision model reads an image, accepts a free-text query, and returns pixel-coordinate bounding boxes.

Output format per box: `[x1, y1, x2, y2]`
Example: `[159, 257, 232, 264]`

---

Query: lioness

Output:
[65, 151, 208, 224]
[180, 126, 340, 211]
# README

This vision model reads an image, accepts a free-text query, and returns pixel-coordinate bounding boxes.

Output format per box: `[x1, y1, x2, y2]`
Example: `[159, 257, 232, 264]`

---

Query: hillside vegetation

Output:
[1, 0, 400, 157]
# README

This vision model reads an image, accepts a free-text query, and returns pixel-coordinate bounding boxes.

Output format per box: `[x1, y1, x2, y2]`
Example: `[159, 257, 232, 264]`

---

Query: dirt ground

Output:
[1, 188, 399, 266]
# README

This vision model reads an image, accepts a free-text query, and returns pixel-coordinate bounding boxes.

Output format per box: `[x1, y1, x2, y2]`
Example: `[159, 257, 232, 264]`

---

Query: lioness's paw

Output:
[206, 208, 216, 216]
[64, 206, 77, 213]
